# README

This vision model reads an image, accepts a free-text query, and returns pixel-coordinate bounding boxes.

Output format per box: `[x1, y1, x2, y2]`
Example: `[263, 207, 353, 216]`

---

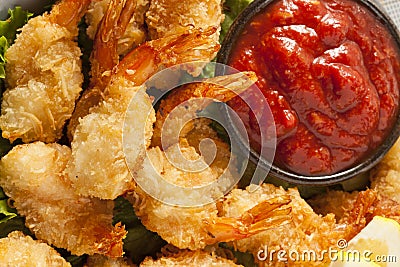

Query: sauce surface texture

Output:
[228, 0, 400, 175]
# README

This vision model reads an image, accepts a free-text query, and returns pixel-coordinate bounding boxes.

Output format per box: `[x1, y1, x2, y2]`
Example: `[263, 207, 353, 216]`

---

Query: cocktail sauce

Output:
[228, 0, 400, 175]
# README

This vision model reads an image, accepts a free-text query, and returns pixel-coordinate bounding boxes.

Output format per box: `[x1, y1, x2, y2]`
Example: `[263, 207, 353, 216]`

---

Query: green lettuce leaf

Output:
[0, 188, 17, 224]
[0, 199, 16, 223]
[0, 36, 8, 79]
[220, 0, 254, 42]
[113, 197, 167, 264]
[0, 6, 33, 44]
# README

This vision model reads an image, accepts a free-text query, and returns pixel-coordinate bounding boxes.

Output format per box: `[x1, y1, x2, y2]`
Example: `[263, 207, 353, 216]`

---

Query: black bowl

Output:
[217, 0, 400, 186]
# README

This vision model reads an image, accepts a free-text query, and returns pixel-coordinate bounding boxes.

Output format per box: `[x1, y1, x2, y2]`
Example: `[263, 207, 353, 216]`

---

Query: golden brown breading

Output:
[145, 0, 223, 76]
[223, 184, 343, 267]
[66, 82, 155, 200]
[370, 138, 400, 203]
[146, 0, 223, 40]
[0, 142, 126, 257]
[140, 249, 243, 266]
[129, 139, 227, 250]
[66, 28, 220, 200]
[86, 0, 149, 55]
[130, 137, 291, 250]
[308, 190, 359, 221]
[0, 0, 89, 143]
[151, 72, 257, 149]
[0, 231, 70, 267]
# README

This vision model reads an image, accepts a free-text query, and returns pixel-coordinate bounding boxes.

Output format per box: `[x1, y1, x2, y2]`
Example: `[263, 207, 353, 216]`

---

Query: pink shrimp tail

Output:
[50, 0, 92, 29]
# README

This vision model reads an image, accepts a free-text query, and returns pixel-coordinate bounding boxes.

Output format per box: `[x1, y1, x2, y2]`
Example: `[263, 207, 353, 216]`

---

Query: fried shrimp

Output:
[126, 69, 291, 250]
[0, 231, 70, 267]
[129, 184, 291, 250]
[66, 28, 220, 200]
[146, 0, 223, 41]
[0, 0, 90, 143]
[67, 0, 137, 141]
[140, 249, 242, 266]
[151, 71, 257, 149]
[67, 26, 220, 140]
[370, 137, 400, 203]
[129, 121, 291, 250]
[66, 83, 154, 200]
[0, 142, 126, 257]
[86, 0, 149, 55]
[309, 138, 400, 233]
[222, 184, 342, 266]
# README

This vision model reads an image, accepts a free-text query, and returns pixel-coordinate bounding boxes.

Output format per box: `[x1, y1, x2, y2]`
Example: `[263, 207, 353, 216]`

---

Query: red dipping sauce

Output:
[228, 0, 400, 176]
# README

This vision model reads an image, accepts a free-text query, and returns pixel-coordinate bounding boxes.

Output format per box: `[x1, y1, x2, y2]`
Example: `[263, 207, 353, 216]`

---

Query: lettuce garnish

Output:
[0, 7, 33, 78]
[220, 0, 254, 42]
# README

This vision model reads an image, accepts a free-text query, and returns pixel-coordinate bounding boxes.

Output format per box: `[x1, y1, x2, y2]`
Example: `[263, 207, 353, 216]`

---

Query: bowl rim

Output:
[216, 0, 400, 186]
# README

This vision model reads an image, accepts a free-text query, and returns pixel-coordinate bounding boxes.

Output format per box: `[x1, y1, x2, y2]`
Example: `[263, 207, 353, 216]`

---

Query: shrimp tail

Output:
[117, 27, 220, 84]
[95, 222, 127, 258]
[67, 0, 137, 141]
[204, 195, 292, 244]
[155, 26, 221, 66]
[196, 71, 257, 102]
[90, 0, 137, 87]
[50, 0, 92, 29]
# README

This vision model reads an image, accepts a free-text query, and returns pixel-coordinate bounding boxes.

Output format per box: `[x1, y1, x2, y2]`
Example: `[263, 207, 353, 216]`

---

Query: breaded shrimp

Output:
[0, 0, 90, 143]
[128, 133, 291, 250]
[222, 184, 343, 266]
[0, 231, 70, 267]
[225, 182, 400, 266]
[0, 142, 126, 257]
[146, 0, 223, 41]
[146, 0, 223, 76]
[308, 190, 359, 221]
[66, 83, 154, 200]
[67, 26, 220, 140]
[370, 137, 400, 203]
[86, 0, 149, 55]
[309, 138, 400, 228]
[66, 28, 220, 200]
[140, 249, 243, 266]
[67, 0, 137, 141]
[151, 71, 257, 149]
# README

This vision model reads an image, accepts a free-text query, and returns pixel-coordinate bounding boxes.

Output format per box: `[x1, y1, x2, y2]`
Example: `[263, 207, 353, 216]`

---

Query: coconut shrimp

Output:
[370, 137, 400, 203]
[0, 142, 126, 257]
[140, 249, 242, 266]
[128, 119, 291, 250]
[67, 0, 137, 141]
[224, 181, 400, 266]
[146, 0, 223, 41]
[309, 138, 400, 233]
[86, 0, 149, 56]
[67, 26, 220, 140]
[66, 28, 221, 200]
[129, 184, 291, 250]
[0, 0, 90, 143]
[146, 0, 223, 76]
[0, 231, 70, 267]
[151, 71, 257, 149]
[221, 184, 343, 267]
